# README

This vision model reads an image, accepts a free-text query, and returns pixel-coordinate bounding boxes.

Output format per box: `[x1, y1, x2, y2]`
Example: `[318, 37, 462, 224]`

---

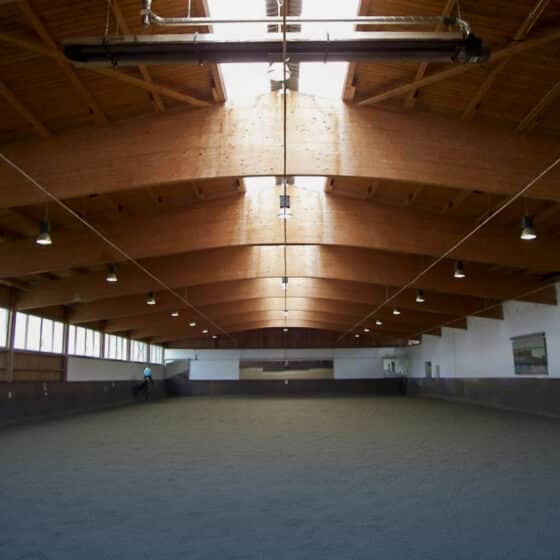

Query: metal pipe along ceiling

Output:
[140, 10, 471, 36]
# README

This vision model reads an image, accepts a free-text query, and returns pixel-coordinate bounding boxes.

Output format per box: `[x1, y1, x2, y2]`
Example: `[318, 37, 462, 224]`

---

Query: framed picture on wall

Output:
[511, 333, 548, 376]
[383, 358, 408, 377]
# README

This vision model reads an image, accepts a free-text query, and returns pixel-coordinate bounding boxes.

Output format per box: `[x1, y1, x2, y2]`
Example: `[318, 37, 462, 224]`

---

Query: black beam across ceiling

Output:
[64, 32, 489, 66]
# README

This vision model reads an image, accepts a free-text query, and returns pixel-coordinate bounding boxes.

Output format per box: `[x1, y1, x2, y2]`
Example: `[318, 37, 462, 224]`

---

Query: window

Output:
[206, 0, 270, 103]
[14, 312, 64, 354]
[244, 176, 327, 195]
[104, 334, 128, 361]
[383, 358, 408, 376]
[0, 307, 9, 348]
[293, 176, 327, 192]
[150, 344, 163, 365]
[68, 325, 101, 358]
[512, 333, 548, 376]
[130, 340, 148, 363]
[243, 176, 277, 193]
[298, 0, 360, 99]
[207, 0, 361, 102]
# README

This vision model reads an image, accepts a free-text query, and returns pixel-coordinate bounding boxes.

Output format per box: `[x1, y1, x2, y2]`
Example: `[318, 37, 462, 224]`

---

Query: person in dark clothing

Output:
[133, 365, 154, 400]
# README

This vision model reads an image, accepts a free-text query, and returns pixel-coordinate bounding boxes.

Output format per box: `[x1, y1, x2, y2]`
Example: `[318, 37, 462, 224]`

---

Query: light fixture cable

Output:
[336, 153, 560, 344]
[412, 274, 560, 341]
[281, 0, 289, 323]
[0, 151, 237, 344]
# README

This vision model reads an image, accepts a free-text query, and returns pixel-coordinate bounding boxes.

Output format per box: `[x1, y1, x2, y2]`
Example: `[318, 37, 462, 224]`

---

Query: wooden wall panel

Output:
[4, 350, 65, 382]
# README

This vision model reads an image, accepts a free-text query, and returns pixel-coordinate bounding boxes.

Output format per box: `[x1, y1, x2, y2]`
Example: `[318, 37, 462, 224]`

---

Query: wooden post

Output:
[61, 307, 70, 382]
[99, 320, 107, 359]
[6, 289, 17, 383]
[126, 332, 131, 362]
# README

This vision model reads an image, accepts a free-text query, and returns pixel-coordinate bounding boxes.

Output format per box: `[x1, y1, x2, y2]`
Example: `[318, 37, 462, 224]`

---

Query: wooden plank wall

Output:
[0, 349, 64, 382]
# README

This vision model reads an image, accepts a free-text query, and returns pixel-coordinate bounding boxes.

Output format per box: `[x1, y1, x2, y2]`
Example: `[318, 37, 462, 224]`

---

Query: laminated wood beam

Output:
[1, 92, 560, 208]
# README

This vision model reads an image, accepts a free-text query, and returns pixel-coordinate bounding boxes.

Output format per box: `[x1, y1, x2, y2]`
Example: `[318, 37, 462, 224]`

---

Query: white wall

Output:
[333, 348, 407, 379]
[67, 356, 164, 382]
[165, 348, 407, 380]
[190, 360, 239, 380]
[164, 359, 189, 378]
[166, 349, 240, 380]
[408, 284, 560, 379]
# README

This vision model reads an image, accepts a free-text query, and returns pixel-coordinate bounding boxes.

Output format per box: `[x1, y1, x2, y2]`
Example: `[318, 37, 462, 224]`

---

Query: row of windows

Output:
[0, 308, 9, 348]
[0, 309, 163, 364]
[68, 326, 101, 358]
[15, 313, 64, 354]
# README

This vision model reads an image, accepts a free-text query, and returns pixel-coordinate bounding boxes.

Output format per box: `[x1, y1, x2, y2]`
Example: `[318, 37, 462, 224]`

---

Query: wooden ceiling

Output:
[0, 0, 559, 348]
[0, 0, 222, 143]
[348, 0, 560, 135]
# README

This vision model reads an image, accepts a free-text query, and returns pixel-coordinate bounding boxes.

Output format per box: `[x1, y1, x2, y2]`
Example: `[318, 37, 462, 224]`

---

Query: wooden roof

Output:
[0, 0, 559, 348]
[349, 0, 560, 134]
[0, 0, 221, 143]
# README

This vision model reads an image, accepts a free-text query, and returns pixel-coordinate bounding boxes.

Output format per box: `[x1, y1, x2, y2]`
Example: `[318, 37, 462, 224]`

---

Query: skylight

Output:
[243, 176, 327, 194]
[299, 0, 360, 99]
[293, 176, 327, 192]
[243, 176, 277, 193]
[206, 0, 270, 103]
[206, 0, 361, 103]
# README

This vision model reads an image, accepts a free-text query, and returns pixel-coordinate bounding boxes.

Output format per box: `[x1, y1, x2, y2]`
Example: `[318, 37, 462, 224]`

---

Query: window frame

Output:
[68, 325, 102, 359]
[104, 333, 129, 362]
[0, 307, 8, 348]
[150, 344, 163, 365]
[511, 332, 549, 376]
[14, 312, 65, 355]
[130, 339, 148, 364]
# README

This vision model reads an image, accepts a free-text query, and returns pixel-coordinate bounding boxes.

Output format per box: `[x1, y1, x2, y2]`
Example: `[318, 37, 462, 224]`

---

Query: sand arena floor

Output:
[1, 395, 560, 559]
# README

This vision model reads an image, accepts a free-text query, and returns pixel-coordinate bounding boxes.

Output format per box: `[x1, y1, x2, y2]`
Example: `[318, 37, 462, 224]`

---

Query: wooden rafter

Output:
[99, 193, 127, 216]
[357, 29, 560, 106]
[90, 69, 211, 108]
[4, 190, 560, 276]
[192, 183, 205, 200]
[17, 0, 108, 125]
[367, 181, 380, 200]
[68, 278, 502, 325]
[0, 80, 49, 137]
[0, 31, 211, 108]
[158, 329, 407, 347]
[406, 186, 424, 206]
[440, 190, 473, 214]
[461, 0, 551, 121]
[145, 187, 168, 210]
[201, 0, 227, 103]
[517, 79, 560, 132]
[110, 0, 165, 113]
[14, 245, 555, 311]
[535, 202, 560, 224]
[476, 195, 508, 223]
[0, 230, 21, 243]
[404, 0, 457, 109]
[149, 322, 411, 344]
[342, 0, 370, 102]
[4, 208, 38, 236]
[104, 301, 461, 335]
[2, 93, 559, 208]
